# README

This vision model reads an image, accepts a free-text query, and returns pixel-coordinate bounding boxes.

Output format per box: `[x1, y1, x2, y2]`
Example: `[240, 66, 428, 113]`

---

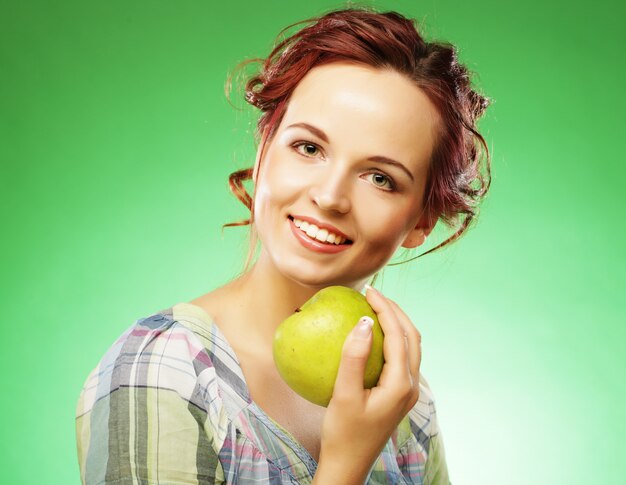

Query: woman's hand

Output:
[313, 285, 422, 484]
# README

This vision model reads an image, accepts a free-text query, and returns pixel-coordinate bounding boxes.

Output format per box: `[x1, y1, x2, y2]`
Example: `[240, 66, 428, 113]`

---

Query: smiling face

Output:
[252, 62, 441, 289]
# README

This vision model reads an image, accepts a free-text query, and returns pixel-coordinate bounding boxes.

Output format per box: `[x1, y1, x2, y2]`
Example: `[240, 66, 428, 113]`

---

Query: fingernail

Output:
[364, 284, 379, 295]
[354, 316, 374, 338]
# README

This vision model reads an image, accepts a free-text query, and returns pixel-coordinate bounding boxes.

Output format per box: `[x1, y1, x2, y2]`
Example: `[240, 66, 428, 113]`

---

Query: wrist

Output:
[312, 453, 371, 485]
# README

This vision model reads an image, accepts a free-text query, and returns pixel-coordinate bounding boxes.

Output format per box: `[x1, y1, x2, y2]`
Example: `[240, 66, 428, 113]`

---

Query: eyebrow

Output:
[286, 122, 415, 182]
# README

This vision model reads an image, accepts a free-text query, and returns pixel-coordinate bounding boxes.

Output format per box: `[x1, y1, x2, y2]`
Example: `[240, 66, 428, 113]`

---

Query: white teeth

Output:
[292, 217, 347, 245]
[315, 229, 329, 242]
[305, 224, 319, 238]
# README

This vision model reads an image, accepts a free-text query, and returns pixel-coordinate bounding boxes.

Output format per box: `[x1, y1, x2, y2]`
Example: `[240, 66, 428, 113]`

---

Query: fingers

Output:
[387, 299, 422, 385]
[331, 286, 422, 411]
[365, 286, 411, 387]
[366, 288, 422, 387]
[331, 316, 374, 404]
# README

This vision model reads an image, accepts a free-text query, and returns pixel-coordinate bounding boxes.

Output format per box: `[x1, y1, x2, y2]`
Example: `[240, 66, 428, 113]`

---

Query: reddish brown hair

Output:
[224, 6, 491, 264]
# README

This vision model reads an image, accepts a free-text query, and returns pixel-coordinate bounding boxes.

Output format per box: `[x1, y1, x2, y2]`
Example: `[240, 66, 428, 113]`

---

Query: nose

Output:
[308, 167, 352, 214]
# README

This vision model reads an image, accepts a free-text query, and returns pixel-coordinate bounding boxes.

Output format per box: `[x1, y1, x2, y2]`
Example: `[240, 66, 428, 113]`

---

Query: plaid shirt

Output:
[76, 302, 450, 484]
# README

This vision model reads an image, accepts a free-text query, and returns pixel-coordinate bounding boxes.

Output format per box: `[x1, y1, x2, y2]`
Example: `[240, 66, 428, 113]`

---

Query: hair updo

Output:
[224, 6, 491, 264]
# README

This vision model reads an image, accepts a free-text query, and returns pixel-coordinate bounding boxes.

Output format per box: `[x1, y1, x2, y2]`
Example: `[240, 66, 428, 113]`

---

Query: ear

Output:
[401, 212, 436, 249]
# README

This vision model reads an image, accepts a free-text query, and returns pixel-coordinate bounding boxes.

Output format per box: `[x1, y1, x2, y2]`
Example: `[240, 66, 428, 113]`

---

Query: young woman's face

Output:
[253, 62, 441, 289]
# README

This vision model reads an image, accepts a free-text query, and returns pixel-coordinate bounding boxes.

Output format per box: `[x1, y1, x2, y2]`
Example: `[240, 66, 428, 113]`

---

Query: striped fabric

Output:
[76, 302, 450, 484]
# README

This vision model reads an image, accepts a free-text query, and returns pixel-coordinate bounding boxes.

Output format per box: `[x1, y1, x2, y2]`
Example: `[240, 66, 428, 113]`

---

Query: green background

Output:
[1, 0, 624, 483]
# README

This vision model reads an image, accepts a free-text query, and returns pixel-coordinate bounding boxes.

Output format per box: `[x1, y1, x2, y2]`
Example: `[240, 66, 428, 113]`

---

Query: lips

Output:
[288, 215, 352, 245]
[288, 215, 352, 254]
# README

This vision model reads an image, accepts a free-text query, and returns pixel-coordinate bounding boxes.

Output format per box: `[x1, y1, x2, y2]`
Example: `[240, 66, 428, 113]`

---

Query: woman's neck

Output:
[196, 248, 368, 360]
[234, 255, 320, 334]
[227, 250, 364, 351]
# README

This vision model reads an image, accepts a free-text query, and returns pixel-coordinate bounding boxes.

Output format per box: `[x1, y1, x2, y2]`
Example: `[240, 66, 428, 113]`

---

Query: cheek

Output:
[355, 197, 414, 247]
[267, 167, 305, 197]
[366, 220, 409, 249]
[254, 156, 304, 219]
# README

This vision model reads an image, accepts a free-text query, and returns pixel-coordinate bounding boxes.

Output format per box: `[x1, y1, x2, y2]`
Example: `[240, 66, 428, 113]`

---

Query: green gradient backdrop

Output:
[1, 0, 624, 483]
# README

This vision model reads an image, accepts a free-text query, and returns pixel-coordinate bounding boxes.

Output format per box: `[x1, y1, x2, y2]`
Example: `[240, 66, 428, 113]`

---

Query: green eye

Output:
[372, 174, 387, 186]
[303, 144, 318, 155]
[368, 172, 394, 190]
[294, 142, 320, 157]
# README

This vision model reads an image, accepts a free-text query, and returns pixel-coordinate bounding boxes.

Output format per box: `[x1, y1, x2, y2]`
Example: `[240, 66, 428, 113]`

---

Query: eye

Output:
[365, 172, 396, 191]
[293, 141, 322, 158]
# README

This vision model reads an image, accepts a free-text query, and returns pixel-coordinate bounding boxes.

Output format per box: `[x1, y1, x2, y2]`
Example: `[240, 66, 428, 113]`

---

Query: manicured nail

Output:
[354, 316, 374, 338]
[365, 284, 380, 296]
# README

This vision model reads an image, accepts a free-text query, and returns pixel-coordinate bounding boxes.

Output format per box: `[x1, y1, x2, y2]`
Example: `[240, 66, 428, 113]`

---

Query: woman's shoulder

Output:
[75, 305, 238, 485]
[76, 302, 249, 418]
[411, 373, 440, 432]
[372, 375, 448, 483]
[394, 373, 442, 452]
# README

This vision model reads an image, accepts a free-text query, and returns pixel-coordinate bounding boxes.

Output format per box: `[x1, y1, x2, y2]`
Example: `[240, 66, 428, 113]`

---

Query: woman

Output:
[76, 7, 490, 484]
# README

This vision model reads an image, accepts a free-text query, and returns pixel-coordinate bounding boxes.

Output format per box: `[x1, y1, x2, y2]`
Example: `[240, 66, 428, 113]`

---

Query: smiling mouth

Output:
[288, 216, 353, 245]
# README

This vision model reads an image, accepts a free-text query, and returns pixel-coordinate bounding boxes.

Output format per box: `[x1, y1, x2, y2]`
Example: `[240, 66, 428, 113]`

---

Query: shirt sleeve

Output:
[418, 376, 451, 485]
[75, 314, 225, 485]
[394, 374, 451, 485]
[423, 433, 450, 485]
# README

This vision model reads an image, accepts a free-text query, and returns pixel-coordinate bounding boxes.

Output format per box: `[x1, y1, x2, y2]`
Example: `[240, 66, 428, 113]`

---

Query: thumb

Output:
[331, 316, 374, 403]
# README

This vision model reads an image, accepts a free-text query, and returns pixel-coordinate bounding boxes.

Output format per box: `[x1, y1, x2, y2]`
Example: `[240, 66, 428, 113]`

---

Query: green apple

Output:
[272, 285, 385, 407]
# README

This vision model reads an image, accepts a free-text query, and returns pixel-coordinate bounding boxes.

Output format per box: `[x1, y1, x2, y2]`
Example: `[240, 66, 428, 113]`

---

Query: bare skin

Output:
[191, 274, 327, 461]
[191, 61, 440, 483]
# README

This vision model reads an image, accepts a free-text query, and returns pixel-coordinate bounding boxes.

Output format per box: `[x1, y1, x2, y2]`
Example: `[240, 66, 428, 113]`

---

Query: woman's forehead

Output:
[279, 62, 440, 166]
